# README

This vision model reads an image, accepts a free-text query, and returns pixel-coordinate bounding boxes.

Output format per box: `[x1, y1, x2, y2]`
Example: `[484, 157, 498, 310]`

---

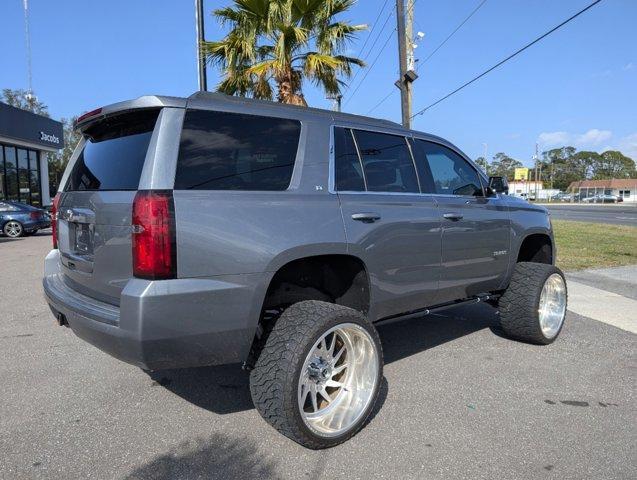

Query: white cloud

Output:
[538, 129, 612, 148]
[616, 133, 637, 159]
[622, 62, 635, 71]
[538, 131, 571, 146]
[577, 129, 613, 145]
[592, 69, 612, 78]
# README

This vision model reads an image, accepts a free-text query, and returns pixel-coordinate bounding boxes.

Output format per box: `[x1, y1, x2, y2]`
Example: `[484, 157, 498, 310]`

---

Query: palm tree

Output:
[202, 0, 366, 106]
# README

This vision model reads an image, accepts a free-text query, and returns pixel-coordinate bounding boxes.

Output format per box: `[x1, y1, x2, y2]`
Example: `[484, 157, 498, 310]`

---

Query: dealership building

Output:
[567, 179, 637, 203]
[0, 102, 64, 207]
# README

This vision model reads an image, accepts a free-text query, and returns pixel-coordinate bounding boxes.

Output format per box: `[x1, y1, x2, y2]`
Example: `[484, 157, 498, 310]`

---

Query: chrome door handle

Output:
[351, 212, 381, 223]
[443, 212, 463, 221]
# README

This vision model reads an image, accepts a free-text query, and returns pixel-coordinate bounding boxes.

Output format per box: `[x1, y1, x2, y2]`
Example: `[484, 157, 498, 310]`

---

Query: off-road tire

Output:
[249, 300, 383, 449]
[499, 262, 567, 344]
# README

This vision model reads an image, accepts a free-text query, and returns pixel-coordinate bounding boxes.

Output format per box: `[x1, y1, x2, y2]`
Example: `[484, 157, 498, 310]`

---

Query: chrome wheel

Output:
[298, 323, 379, 438]
[538, 273, 567, 339]
[4, 221, 23, 238]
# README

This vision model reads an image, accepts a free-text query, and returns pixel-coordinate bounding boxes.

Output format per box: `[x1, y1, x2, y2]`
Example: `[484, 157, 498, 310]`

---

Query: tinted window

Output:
[408, 138, 436, 193]
[418, 141, 483, 196]
[175, 110, 301, 191]
[353, 130, 419, 193]
[65, 109, 159, 191]
[334, 128, 365, 191]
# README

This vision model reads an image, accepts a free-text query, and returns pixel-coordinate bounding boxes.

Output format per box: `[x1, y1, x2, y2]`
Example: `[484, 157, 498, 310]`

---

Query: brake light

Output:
[76, 107, 102, 125]
[132, 190, 176, 280]
[30, 211, 40, 220]
[51, 193, 61, 249]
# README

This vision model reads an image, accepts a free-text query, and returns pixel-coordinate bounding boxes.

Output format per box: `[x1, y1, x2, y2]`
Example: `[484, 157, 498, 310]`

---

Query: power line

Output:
[346, 0, 419, 105]
[366, 89, 396, 114]
[345, 26, 396, 105]
[357, 0, 390, 59]
[367, 0, 488, 115]
[412, 0, 604, 117]
[361, 7, 395, 62]
[419, 0, 488, 67]
[345, 8, 395, 93]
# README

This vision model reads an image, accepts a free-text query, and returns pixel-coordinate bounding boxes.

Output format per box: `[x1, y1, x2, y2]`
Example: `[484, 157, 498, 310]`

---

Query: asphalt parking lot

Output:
[544, 204, 637, 226]
[1, 233, 636, 480]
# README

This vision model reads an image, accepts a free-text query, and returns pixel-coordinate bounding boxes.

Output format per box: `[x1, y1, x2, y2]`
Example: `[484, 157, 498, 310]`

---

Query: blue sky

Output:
[1, 0, 636, 163]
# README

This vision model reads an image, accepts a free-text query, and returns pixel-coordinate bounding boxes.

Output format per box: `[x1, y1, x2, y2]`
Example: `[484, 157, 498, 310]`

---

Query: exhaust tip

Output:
[56, 312, 68, 327]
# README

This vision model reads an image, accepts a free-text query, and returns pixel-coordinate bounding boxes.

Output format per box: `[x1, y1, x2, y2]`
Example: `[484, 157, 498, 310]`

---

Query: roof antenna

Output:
[23, 0, 36, 106]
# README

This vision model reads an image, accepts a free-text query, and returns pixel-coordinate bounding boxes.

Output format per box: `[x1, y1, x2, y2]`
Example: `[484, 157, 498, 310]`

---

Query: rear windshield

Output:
[65, 109, 159, 191]
[174, 109, 301, 191]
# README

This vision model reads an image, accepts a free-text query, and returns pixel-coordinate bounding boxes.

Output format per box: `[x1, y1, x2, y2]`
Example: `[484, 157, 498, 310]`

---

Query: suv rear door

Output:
[334, 127, 441, 320]
[56, 109, 161, 305]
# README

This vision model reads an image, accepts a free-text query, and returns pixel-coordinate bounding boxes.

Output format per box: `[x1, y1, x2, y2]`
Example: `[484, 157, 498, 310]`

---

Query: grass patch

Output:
[552, 220, 637, 271]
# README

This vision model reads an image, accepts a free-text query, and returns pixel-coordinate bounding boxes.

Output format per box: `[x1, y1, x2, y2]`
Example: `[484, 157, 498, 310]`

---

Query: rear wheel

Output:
[498, 262, 567, 344]
[250, 300, 382, 449]
[3, 221, 24, 238]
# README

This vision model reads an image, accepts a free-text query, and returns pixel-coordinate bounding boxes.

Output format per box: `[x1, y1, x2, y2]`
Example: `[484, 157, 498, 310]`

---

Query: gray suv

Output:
[43, 92, 567, 449]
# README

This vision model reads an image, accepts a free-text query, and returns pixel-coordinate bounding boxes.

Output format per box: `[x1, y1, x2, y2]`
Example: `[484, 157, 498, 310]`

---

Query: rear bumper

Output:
[43, 250, 266, 370]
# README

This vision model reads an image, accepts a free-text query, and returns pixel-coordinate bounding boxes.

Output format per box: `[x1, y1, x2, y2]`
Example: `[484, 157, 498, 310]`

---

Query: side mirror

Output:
[488, 176, 509, 194]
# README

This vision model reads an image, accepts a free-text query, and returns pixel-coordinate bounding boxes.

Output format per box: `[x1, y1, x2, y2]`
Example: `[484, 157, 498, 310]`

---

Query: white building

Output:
[567, 179, 637, 203]
[507, 180, 558, 200]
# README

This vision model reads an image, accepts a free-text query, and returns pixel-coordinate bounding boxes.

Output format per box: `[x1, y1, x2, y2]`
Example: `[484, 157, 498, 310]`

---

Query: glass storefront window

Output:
[1, 144, 42, 205]
[3, 146, 19, 201]
[0, 147, 4, 200]
[17, 149, 30, 203]
[28, 150, 41, 206]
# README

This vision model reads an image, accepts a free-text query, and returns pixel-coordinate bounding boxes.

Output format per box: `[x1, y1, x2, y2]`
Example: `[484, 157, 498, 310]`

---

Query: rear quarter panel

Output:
[172, 115, 346, 278]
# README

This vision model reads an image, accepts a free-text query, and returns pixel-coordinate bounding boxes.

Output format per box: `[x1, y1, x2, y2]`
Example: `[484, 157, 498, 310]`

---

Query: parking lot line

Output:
[567, 280, 637, 334]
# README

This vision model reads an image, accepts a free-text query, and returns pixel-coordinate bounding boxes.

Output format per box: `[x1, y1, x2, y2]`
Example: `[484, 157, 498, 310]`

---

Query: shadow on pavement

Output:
[378, 302, 498, 364]
[0, 237, 23, 243]
[150, 303, 497, 415]
[125, 433, 279, 480]
[147, 364, 253, 415]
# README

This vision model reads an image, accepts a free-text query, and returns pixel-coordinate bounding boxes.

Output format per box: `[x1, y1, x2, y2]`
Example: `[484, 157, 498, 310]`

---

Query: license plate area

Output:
[73, 222, 94, 255]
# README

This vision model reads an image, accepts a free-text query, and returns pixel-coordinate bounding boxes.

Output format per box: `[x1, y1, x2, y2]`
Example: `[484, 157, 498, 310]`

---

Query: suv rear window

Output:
[65, 109, 159, 191]
[174, 110, 301, 191]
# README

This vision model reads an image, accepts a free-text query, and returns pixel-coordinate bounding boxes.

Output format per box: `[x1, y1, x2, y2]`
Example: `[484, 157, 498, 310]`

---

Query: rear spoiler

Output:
[74, 95, 187, 131]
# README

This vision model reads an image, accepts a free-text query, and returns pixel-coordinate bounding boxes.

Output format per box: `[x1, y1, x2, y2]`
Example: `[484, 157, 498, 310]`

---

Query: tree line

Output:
[474, 148, 637, 191]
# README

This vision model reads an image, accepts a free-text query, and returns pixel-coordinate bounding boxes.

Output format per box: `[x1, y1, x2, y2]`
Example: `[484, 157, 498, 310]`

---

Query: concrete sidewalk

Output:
[566, 265, 637, 334]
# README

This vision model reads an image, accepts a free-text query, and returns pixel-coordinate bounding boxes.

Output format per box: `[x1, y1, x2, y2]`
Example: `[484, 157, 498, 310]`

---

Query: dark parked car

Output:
[44, 93, 567, 449]
[0, 201, 51, 237]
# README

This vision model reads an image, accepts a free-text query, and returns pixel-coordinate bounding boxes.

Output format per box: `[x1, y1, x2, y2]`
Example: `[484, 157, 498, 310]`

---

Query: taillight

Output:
[51, 193, 61, 249]
[75, 107, 103, 125]
[132, 190, 176, 280]
[30, 211, 40, 220]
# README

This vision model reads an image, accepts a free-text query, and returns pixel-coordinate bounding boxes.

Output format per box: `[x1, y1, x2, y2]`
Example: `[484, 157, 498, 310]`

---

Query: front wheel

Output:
[498, 262, 567, 344]
[250, 300, 383, 449]
[3, 221, 24, 238]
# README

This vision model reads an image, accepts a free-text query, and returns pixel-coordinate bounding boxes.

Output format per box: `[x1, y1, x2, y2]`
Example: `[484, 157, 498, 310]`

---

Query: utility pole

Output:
[22, 0, 35, 106]
[327, 94, 342, 112]
[195, 0, 208, 91]
[395, 0, 417, 128]
[534, 142, 539, 197]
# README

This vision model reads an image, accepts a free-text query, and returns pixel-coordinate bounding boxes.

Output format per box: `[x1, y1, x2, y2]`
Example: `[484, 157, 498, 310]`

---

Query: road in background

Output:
[1, 234, 636, 480]
[543, 204, 637, 226]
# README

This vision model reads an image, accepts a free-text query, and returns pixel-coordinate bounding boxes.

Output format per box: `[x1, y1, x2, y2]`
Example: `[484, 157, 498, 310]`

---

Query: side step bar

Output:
[374, 293, 500, 327]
